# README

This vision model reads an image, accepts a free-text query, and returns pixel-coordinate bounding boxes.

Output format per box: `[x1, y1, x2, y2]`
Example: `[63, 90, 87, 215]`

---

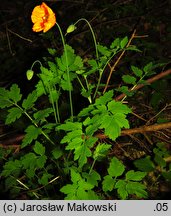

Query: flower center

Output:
[42, 15, 48, 22]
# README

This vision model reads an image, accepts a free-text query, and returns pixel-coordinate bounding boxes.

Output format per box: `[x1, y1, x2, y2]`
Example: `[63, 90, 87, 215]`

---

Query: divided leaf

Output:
[126, 170, 146, 181]
[8, 84, 22, 103]
[131, 66, 143, 77]
[97, 44, 111, 57]
[134, 156, 155, 172]
[57, 121, 82, 132]
[126, 182, 148, 198]
[0, 88, 12, 108]
[102, 175, 115, 192]
[115, 180, 128, 199]
[22, 90, 37, 110]
[70, 168, 82, 183]
[120, 36, 128, 49]
[100, 114, 121, 140]
[33, 141, 45, 156]
[108, 157, 125, 177]
[110, 38, 120, 49]
[107, 100, 131, 115]
[93, 143, 111, 160]
[122, 75, 136, 85]
[2, 160, 22, 177]
[83, 170, 101, 187]
[95, 90, 114, 105]
[36, 155, 47, 168]
[5, 107, 22, 124]
[21, 125, 41, 148]
[34, 108, 53, 124]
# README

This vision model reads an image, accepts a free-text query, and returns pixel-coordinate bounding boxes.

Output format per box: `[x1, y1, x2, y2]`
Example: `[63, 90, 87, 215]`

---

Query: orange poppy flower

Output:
[31, 2, 56, 33]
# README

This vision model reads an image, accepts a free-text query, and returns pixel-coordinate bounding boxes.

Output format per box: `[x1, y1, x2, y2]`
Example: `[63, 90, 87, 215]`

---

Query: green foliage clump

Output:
[0, 15, 170, 200]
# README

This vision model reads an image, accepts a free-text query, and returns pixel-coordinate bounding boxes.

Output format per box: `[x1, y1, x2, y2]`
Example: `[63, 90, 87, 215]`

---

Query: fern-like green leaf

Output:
[5, 107, 22, 125]
[95, 90, 114, 105]
[61, 130, 82, 144]
[39, 173, 54, 185]
[36, 155, 47, 168]
[0, 97, 11, 108]
[70, 168, 82, 183]
[120, 36, 128, 49]
[97, 44, 111, 57]
[126, 182, 148, 198]
[83, 170, 101, 187]
[74, 143, 92, 168]
[93, 143, 111, 160]
[131, 65, 143, 77]
[110, 38, 120, 49]
[22, 90, 37, 110]
[122, 75, 136, 85]
[108, 157, 125, 177]
[115, 180, 128, 199]
[78, 104, 94, 117]
[100, 114, 121, 140]
[0, 88, 12, 108]
[107, 100, 131, 115]
[2, 160, 22, 177]
[33, 141, 45, 156]
[21, 152, 37, 169]
[8, 84, 22, 103]
[34, 108, 53, 124]
[102, 175, 115, 192]
[114, 113, 130, 129]
[57, 121, 82, 131]
[48, 61, 57, 74]
[134, 156, 155, 172]
[126, 170, 146, 181]
[21, 125, 41, 148]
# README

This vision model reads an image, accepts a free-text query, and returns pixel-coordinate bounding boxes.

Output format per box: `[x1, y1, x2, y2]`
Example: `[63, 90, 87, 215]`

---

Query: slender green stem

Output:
[93, 72, 102, 100]
[47, 85, 58, 124]
[73, 18, 99, 60]
[56, 22, 73, 121]
[54, 86, 61, 123]
[77, 75, 92, 103]
[50, 90, 58, 124]
[14, 103, 55, 145]
[89, 159, 96, 175]
[93, 50, 121, 99]
[30, 60, 43, 70]
[121, 74, 146, 102]
[84, 75, 92, 103]
[77, 75, 86, 90]
[84, 75, 90, 90]
[67, 18, 99, 102]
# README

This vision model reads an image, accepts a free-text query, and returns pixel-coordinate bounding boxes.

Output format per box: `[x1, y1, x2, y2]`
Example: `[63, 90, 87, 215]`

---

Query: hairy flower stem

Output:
[30, 60, 43, 70]
[56, 23, 73, 121]
[73, 18, 99, 60]
[30, 61, 59, 123]
[93, 50, 120, 99]
[72, 18, 100, 100]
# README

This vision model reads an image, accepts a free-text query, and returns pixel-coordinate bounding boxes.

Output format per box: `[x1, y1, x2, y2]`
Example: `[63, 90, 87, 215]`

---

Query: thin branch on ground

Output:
[95, 122, 171, 139]
[103, 29, 137, 94]
[115, 69, 171, 101]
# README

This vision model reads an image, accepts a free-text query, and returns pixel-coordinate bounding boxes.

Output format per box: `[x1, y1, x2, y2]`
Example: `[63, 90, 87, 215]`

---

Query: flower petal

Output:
[32, 22, 44, 32]
[31, 5, 45, 24]
[31, 2, 56, 33]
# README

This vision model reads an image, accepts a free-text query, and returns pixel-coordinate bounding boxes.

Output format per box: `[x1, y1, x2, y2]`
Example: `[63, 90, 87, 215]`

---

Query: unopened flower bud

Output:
[26, 69, 34, 80]
[66, 24, 77, 34]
